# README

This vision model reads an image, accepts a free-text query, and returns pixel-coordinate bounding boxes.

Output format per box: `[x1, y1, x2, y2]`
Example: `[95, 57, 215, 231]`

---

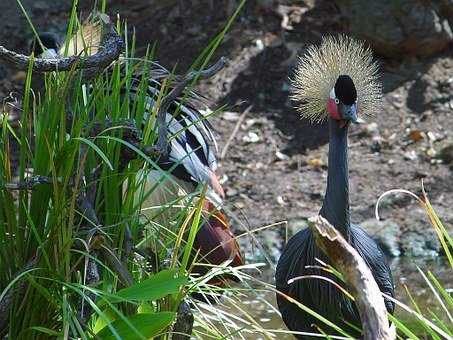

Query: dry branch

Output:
[4, 175, 56, 190]
[0, 24, 123, 72]
[307, 215, 393, 340]
[220, 105, 252, 159]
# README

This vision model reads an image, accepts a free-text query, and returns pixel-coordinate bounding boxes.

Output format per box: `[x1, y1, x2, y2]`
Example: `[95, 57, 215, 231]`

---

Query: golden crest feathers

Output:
[291, 35, 382, 123]
[59, 15, 107, 57]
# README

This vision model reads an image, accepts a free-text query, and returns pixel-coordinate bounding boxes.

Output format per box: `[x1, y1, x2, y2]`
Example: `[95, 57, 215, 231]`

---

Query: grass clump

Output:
[0, 2, 258, 339]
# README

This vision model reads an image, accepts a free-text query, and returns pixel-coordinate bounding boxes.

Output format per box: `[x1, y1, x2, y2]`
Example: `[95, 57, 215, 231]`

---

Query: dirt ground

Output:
[1, 0, 453, 261]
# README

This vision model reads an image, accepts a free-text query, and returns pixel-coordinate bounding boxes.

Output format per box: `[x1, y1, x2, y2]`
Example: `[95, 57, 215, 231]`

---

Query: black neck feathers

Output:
[319, 119, 351, 238]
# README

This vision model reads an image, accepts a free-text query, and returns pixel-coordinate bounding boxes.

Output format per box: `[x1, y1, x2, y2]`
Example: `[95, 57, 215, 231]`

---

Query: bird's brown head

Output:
[291, 35, 381, 127]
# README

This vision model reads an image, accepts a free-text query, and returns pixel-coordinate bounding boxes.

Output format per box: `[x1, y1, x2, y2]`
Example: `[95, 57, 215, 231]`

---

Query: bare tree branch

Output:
[4, 175, 55, 190]
[307, 215, 394, 340]
[100, 244, 134, 286]
[0, 24, 123, 72]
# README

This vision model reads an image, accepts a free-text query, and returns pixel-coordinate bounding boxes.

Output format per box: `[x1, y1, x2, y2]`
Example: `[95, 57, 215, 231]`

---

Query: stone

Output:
[337, 0, 453, 58]
[399, 230, 441, 257]
[439, 143, 453, 163]
[360, 218, 401, 257]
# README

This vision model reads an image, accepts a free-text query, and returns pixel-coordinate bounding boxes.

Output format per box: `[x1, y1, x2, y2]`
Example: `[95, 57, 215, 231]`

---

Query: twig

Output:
[78, 256, 100, 326]
[0, 24, 123, 72]
[307, 215, 393, 340]
[84, 118, 141, 139]
[220, 105, 252, 159]
[100, 244, 134, 286]
[4, 175, 55, 190]
[155, 57, 227, 156]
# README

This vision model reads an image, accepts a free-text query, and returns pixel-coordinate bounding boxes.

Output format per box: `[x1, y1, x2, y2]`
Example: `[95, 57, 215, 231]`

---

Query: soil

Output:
[1, 0, 452, 261]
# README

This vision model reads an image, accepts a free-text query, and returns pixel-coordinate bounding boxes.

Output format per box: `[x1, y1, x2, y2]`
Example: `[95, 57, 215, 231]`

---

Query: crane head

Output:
[327, 74, 358, 128]
[291, 35, 382, 124]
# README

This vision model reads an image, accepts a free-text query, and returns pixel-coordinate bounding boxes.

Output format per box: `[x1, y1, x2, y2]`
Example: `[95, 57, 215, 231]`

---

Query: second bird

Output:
[275, 35, 395, 338]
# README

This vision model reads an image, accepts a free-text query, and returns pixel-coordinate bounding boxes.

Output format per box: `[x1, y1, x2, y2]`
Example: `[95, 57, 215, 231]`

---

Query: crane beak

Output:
[340, 103, 358, 124]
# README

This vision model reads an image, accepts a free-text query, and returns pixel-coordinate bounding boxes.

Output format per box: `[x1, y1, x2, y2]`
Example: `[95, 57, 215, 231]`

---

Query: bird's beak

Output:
[340, 103, 358, 124]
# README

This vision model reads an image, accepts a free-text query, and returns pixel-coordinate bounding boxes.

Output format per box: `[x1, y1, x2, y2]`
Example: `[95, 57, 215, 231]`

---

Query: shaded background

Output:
[1, 0, 452, 334]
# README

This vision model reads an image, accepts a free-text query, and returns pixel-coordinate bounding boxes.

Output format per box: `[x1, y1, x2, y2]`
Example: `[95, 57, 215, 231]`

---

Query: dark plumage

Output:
[276, 225, 394, 337]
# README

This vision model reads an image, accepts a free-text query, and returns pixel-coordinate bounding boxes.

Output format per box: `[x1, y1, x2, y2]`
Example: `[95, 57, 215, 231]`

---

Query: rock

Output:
[223, 111, 240, 121]
[403, 150, 418, 161]
[370, 138, 382, 153]
[360, 218, 401, 257]
[235, 201, 245, 209]
[399, 231, 441, 257]
[226, 188, 238, 197]
[426, 147, 437, 158]
[337, 0, 453, 58]
[242, 131, 260, 143]
[11, 71, 26, 82]
[361, 122, 380, 137]
[255, 38, 265, 51]
[277, 4, 307, 31]
[275, 150, 289, 161]
[276, 195, 286, 206]
[438, 143, 453, 163]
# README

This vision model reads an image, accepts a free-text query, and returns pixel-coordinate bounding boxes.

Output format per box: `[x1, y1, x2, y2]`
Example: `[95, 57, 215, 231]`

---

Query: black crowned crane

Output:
[275, 35, 394, 338]
[32, 22, 244, 290]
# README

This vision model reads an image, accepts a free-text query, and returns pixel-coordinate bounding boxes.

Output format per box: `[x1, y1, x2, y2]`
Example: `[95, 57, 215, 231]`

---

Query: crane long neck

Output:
[319, 118, 351, 239]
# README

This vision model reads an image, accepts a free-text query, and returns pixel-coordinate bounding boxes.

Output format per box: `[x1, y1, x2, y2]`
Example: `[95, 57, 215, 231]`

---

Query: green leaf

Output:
[93, 307, 117, 335]
[388, 314, 420, 340]
[29, 326, 62, 337]
[95, 312, 175, 340]
[74, 137, 113, 170]
[114, 269, 187, 302]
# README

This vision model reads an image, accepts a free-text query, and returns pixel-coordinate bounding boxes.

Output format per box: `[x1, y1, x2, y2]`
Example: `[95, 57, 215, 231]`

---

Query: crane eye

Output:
[334, 98, 339, 104]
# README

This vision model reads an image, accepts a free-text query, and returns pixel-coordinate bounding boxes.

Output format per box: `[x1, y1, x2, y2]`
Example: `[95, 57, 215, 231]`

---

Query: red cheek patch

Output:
[327, 98, 340, 120]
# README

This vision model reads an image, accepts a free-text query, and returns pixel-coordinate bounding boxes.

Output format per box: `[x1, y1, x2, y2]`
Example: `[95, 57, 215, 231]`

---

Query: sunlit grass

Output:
[0, 1, 255, 339]
[375, 184, 453, 339]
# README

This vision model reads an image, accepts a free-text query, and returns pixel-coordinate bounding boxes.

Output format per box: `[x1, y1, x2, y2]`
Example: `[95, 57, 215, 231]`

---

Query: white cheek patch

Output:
[39, 49, 59, 59]
[329, 87, 336, 100]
